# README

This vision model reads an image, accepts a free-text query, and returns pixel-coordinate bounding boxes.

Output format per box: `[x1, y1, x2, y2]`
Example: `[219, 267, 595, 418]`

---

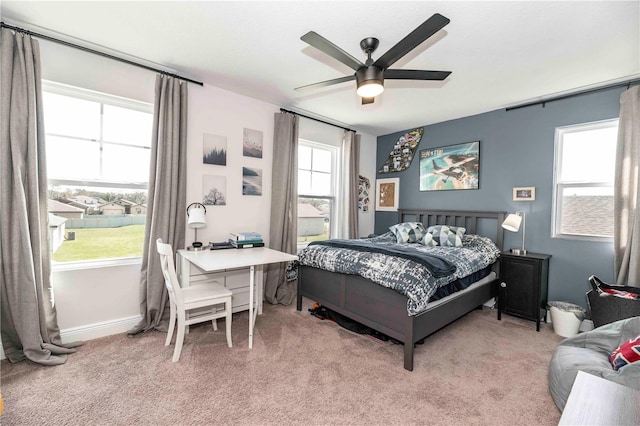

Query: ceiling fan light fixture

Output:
[357, 81, 384, 97]
[356, 66, 384, 98]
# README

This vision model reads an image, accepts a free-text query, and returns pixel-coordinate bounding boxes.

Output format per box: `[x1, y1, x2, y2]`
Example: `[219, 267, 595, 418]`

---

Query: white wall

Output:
[30, 35, 375, 344]
[185, 85, 278, 245]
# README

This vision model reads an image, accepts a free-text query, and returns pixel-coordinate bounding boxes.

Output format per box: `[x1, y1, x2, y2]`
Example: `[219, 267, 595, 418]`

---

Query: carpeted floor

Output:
[1, 299, 564, 425]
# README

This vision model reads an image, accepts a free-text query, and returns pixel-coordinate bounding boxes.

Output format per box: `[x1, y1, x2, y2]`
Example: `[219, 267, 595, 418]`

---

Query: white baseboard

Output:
[0, 315, 142, 360]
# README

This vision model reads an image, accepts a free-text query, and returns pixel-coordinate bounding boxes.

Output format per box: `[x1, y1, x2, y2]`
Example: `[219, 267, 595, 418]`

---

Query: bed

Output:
[296, 209, 506, 371]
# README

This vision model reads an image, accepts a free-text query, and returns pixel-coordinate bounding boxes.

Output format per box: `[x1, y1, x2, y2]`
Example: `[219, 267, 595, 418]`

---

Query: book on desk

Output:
[228, 239, 264, 248]
[229, 231, 264, 248]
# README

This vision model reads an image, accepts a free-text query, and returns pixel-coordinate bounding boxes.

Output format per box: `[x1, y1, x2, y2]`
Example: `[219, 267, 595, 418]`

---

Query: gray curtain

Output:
[614, 85, 640, 287]
[346, 131, 360, 239]
[0, 29, 81, 364]
[128, 75, 188, 334]
[264, 112, 299, 305]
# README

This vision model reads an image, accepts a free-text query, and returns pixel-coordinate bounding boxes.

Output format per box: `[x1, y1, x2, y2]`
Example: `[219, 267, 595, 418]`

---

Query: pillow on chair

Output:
[610, 334, 640, 371]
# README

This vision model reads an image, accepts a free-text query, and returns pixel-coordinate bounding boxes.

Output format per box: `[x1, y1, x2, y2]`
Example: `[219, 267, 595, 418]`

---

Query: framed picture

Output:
[203, 133, 227, 166]
[243, 128, 263, 158]
[202, 175, 227, 205]
[242, 167, 262, 196]
[513, 186, 536, 201]
[419, 141, 480, 191]
[375, 178, 399, 211]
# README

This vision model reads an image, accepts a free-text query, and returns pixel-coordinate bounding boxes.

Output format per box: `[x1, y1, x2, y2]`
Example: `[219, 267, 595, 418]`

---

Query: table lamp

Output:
[502, 211, 527, 255]
[187, 202, 207, 249]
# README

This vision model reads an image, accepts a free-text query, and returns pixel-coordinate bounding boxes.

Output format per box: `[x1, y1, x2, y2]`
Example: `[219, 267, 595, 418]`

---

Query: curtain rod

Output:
[0, 21, 204, 86]
[280, 108, 356, 133]
[506, 77, 640, 111]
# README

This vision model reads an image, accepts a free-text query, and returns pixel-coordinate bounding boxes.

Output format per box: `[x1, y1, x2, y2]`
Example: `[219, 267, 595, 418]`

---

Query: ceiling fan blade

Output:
[362, 97, 375, 105]
[373, 13, 450, 70]
[294, 75, 355, 91]
[384, 69, 451, 81]
[301, 31, 365, 71]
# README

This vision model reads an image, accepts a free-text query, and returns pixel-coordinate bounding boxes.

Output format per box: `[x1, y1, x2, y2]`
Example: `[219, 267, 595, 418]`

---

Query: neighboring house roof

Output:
[48, 199, 85, 213]
[116, 199, 136, 206]
[48, 213, 67, 227]
[56, 198, 90, 211]
[70, 195, 100, 204]
[101, 202, 125, 208]
[562, 195, 614, 236]
[298, 204, 324, 218]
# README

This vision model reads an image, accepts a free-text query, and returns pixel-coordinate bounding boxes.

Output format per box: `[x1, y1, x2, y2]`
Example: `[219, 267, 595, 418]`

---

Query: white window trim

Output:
[551, 118, 617, 242]
[297, 139, 339, 242]
[51, 257, 142, 272]
[44, 81, 152, 268]
[43, 80, 152, 113]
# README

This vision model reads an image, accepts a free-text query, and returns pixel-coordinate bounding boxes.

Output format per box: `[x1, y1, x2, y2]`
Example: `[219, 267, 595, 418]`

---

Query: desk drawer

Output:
[231, 288, 250, 309]
[225, 268, 250, 290]
[190, 271, 226, 284]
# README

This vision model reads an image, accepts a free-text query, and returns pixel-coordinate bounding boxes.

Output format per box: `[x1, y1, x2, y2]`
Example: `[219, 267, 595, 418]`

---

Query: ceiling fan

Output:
[296, 13, 452, 104]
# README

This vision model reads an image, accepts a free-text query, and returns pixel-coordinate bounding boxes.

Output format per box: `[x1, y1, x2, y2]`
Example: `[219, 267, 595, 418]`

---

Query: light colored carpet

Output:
[1, 299, 563, 425]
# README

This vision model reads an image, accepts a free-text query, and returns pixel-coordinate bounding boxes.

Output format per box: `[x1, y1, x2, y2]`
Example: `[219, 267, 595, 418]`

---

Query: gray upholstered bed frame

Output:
[296, 209, 506, 371]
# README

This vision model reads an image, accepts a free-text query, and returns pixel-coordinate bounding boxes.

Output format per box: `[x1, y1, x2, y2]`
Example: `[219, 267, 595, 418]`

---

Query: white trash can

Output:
[548, 301, 587, 338]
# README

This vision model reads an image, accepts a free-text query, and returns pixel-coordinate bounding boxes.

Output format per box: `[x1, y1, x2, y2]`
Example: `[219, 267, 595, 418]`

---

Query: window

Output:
[552, 119, 618, 241]
[297, 140, 337, 247]
[43, 82, 153, 264]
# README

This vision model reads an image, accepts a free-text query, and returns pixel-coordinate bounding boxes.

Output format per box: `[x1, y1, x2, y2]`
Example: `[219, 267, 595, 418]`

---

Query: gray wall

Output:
[375, 87, 625, 308]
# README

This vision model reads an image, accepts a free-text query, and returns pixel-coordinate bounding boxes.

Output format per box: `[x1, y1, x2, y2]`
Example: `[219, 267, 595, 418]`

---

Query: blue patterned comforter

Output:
[297, 232, 501, 315]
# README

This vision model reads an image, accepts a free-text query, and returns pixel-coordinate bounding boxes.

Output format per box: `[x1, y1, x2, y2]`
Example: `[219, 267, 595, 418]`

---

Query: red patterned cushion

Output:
[610, 334, 640, 371]
[600, 287, 640, 300]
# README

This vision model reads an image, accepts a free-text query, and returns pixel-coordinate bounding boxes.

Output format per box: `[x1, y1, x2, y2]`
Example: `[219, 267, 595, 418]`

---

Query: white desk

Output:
[559, 371, 640, 425]
[177, 247, 297, 348]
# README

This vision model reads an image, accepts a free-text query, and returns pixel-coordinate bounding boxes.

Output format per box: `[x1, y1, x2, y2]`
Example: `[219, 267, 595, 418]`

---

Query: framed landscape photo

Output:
[375, 178, 399, 211]
[513, 186, 536, 201]
[242, 128, 263, 158]
[203, 133, 227, 166]
[419, 141, 480, 191]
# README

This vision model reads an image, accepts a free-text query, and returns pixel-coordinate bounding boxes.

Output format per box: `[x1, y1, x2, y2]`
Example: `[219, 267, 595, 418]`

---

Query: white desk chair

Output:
[156, 238, 233, 362]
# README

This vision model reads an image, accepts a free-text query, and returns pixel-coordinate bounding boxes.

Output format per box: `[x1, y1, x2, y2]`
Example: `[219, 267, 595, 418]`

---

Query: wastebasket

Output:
[548, 301, 587, 338]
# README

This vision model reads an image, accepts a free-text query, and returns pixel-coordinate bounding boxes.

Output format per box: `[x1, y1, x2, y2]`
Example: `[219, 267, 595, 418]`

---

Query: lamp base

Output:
[510, 248, 528, 255]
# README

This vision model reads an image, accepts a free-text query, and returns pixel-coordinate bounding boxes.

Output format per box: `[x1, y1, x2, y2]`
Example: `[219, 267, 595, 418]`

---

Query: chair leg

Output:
[172, 312, 186, 362]
[225, 297, 233, 348]
[166, 301, 176, 346]
[212, 313, 218, 332]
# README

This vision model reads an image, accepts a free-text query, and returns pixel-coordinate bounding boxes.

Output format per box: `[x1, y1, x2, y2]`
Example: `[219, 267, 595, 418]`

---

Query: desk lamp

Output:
[187, 202, 207, 249]
[502, 211, 527, 255]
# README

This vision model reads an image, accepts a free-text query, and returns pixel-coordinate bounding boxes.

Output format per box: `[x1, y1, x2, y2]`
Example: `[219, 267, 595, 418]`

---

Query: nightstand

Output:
[497, 251, 551, 331]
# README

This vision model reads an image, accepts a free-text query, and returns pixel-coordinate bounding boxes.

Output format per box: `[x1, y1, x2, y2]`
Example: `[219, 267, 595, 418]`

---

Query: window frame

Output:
[551, 118, 618, 242]
[43, 81, 153, 269]
[297, 139, 339, 247]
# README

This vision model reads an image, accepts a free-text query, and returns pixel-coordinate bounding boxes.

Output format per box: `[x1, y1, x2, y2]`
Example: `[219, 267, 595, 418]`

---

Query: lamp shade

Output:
[187, 206, 207, 229]
[502, 213, 522, 232]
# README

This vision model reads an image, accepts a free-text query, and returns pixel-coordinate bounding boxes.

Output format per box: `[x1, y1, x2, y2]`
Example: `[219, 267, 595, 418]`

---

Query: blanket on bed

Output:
[298, 232, 501, 315]
[309, 239, 456, 278]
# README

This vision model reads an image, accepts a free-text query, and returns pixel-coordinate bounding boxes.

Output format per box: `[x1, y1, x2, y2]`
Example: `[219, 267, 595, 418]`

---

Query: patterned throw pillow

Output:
[418, 232, 437, 247]
[389, 222, 426, 244]
[610, 334, 640, 371]
[427, 225, 466, 247]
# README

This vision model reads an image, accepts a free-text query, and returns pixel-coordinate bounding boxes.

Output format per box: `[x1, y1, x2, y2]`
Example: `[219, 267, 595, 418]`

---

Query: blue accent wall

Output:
[375, 87, 625, 308]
